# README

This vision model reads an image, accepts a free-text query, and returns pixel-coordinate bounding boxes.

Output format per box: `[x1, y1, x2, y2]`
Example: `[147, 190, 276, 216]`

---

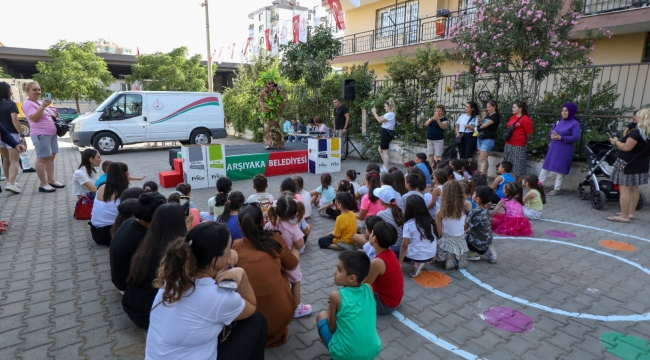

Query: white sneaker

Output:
[380, 166, 388, 173]
[4, 184, 21, 194]
[0, 176, 5, 181]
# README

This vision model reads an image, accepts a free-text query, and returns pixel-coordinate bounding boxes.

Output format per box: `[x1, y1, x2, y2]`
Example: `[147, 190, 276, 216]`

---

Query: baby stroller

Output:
[577, 141, 646, 210]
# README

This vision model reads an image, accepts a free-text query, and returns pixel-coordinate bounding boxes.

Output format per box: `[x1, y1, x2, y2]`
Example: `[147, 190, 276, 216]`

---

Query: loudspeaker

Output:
[343, 78, 356, 100]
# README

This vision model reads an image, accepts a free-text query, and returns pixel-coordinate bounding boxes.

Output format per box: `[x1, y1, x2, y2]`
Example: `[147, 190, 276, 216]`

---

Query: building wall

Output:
[590, 32, 646, 65]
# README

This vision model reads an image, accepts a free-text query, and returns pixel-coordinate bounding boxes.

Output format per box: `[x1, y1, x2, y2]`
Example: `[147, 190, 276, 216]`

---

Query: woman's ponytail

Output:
[389, 202, 405, 227]
[153, 237, 197, 306]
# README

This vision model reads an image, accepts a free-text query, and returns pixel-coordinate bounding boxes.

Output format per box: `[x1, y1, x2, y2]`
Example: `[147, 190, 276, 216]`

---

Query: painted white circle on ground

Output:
[460, 236, 650, 321]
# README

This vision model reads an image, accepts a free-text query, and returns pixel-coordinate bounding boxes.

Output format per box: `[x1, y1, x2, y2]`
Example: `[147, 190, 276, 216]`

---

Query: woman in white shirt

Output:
[89, 162, 129, 246]
[371, 98, 397, 173]
[146, 222, 266, 360]
[455, 101, 480, 159]
[72, 148, 101, 199]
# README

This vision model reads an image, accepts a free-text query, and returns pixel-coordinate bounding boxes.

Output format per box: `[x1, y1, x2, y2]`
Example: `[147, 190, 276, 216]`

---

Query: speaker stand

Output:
[342, 99, 365, 161]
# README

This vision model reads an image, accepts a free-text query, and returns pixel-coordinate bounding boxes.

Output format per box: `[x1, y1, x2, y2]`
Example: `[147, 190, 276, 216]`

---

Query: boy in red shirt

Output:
[363, 221, 404, 315]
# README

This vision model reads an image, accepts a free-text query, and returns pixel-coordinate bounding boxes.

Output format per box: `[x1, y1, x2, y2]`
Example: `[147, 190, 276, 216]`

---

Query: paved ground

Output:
[1, 135, 650, 359]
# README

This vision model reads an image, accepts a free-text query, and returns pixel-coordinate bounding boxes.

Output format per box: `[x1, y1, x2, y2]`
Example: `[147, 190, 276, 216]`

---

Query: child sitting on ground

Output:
[310, 173, 335, 207]
[202, 176, 232, 221]
[247, 174, 275, 224]
[465, 185, 497, 263]
[266, 192, 312, 318]
[460, 181, 476, 213]
[461, 158, 477, 179]
[142, 181, 159, 193]
[490, 161, 515, 204]
[167, 192, 200, 229]
[316, 251, 382, 360]
[318, 193, 357, 251]
[521, 174, 545, 220]
[175, 182, 196, 209]
[402, 173, 424, 204]
[354, 215, 381, 260]
[95, 160, 113, 187]
[356, 172, 383, 221]
[399, 196, 438, 277]
[491, 182, 533, 236]
[293, 176, 312, 219]
[217, 191, 245, 240]
[346, 170, 361, 194]
[363, 221, 404, 315]
[449, 159, 467, 181]
[380, 172, 404, 210]
[319, 180, 357, 218]
[435, 181, 470, 270]
[428, 169, 448, 217]
[414, 153, 433, 187]
[279, 178, 312, 252]
[357, 164, 381, 200]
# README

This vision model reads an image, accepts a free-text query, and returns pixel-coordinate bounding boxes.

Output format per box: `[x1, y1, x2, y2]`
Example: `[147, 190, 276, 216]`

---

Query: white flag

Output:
[280, 20, 290, 46]
[271, 26, 279, 55]
[299, 11, 308, 43]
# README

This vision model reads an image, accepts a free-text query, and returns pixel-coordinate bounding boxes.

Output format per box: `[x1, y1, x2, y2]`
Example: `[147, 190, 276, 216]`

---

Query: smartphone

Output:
[45, 93, 52, 101]
[180, 196, 190, 216]
[218, 280, 237, 290]
[273, 83, 278, 88]
[610, 132, 618, 138]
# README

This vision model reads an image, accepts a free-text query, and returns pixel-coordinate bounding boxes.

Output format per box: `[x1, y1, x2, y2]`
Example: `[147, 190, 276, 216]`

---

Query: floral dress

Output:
[465, 207, 493, 254]
[491, 198, 533, 237]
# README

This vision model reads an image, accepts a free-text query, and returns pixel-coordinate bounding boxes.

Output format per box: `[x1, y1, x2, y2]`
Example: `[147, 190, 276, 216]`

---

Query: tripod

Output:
[340, 99, 365, 160]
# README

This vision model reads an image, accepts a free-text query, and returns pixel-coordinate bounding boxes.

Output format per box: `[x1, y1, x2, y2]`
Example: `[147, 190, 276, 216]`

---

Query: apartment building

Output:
[248, 0, 312, 51]
[95, 38, 132, 55]
[329, 0, 650, 79]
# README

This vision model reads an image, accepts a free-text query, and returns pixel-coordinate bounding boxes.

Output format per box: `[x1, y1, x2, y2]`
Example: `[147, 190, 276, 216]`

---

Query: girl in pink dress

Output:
[490, 182, 533, 236]
[265, 192, 312, 318]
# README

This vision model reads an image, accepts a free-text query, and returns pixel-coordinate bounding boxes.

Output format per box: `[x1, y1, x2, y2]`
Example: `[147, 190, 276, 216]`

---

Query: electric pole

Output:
[201, 0, 213, 92]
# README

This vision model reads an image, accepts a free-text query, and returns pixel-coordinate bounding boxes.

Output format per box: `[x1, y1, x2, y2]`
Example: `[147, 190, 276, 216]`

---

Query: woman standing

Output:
[371, 98, 397, 173]
[503, 101, 534, 181]
[607, 108, 650, 223]
[476, 100, 500, 174]
[455, 101, 480, 159]
[0, 82, 27, 194]
[539, 103, 581, 196]
[146, 222, 267, 360]
[72, 148, 102, 199]
[232, 204, 298, 347]
[424, 104, 448, 166]
[21, 82, 64, 193]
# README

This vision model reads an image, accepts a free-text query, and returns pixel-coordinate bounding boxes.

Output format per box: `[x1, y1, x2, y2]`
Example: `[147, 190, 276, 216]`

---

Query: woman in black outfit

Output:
[122, 203, 191, 329]
[0, 82, 27, 194]
[476, 100, 501, 174]
[455, 101, 480, 159]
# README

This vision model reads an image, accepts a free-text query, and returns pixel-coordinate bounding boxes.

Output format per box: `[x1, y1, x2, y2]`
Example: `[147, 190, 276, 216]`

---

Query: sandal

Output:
[0, 223, 8, 234]
[606, 216, 630, 223]
[264, 144, 271, 150]
[615, 213, 635, 220]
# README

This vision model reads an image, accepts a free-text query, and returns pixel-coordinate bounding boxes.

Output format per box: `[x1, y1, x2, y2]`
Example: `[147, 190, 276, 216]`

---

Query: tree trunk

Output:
[74, 93, 80, 114]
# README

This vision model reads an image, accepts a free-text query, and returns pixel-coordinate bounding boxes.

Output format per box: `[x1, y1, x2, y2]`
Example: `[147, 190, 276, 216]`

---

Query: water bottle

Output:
[20, 152, 30, 170]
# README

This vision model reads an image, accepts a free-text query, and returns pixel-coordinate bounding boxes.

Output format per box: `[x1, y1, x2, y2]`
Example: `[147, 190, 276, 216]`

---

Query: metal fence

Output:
[583, 0, 646, 15]
[373, 63, 650, 155]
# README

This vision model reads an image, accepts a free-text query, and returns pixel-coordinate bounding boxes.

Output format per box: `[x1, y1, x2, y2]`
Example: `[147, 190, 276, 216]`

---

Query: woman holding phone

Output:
[539, 103, 581, 196]
[21, 82, 63, 193]
[0, 82, 27, 194]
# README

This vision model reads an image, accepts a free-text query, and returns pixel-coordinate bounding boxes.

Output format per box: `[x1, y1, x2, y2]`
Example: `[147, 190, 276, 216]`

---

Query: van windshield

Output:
[95, 92, 120, 112]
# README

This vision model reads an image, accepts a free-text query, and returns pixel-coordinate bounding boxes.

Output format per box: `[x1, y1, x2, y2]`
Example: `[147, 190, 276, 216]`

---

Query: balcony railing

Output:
[583, 0, 650, 15]
[270, 14, 280, 22]
[337, 9, 476, 57]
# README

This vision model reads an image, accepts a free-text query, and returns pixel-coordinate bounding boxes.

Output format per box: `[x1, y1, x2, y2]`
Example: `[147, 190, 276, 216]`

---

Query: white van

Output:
[69, 91, 227, 154]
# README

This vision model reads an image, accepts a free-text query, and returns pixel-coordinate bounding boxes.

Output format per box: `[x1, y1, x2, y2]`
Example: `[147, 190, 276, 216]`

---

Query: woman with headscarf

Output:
[539, 103, 581, 196]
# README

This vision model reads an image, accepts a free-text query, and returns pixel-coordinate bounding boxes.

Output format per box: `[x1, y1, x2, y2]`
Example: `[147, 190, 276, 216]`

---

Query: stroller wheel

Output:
[637, 193, 646, 211]
[591, 190, 606, 210]
[578, 186, 587, 200]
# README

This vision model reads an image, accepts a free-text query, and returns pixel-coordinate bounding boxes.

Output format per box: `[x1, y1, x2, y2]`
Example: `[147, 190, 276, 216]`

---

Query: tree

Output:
[34, 41, 114, 113]
[0, 67, 9, 78]
[222, 52, 280, 141]
[126, 47, 213, 92]
[279, 26, 341, 86]
[448, 0, 609, 100]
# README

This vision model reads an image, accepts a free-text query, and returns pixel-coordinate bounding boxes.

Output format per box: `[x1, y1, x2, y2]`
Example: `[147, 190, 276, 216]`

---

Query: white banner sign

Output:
[299, 11, 308, 43]
[271, 26, 279, 55]
[280, 20, 290, 46]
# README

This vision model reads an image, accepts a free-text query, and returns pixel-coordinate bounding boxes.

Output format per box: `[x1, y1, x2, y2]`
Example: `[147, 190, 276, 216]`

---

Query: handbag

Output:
[53, 116, 70, 137]
[502, 116, 523, 142]
[74, 194, 94, 220]
[453, 136, 462, 145]
[613, 138, 650, 172]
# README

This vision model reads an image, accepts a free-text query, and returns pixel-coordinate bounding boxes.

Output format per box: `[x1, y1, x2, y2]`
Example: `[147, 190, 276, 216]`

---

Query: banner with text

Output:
[308, 138, 341, 174]
[225, 150, 307, 181]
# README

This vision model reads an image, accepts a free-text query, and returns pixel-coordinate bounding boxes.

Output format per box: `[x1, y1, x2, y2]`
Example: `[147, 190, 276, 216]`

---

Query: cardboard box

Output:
[181, 145, 209, 189]
[206, 144, 227, 188]
[308, 138, 340, 174]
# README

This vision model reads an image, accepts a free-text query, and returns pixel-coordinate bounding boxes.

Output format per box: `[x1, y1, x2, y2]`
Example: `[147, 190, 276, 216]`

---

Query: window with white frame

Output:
[375, 1, 419, 38]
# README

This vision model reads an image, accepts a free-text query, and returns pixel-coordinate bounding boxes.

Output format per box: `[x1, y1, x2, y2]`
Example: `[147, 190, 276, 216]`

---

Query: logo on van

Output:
[150, 97, 220, 125]
[153, 99, 164, 110]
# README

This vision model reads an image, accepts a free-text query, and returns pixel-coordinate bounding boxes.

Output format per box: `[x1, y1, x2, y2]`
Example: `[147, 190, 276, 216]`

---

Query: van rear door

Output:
[105, 93, 147, 143]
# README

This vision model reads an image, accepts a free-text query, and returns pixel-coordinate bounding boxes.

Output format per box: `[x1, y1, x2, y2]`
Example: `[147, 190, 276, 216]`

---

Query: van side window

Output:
[106, 94, 143, 120]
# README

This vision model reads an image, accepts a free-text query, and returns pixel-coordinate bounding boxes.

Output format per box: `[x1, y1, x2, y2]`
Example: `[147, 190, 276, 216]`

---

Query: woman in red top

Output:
[503, 101, 534, 180]
[363, 221, 404, 315]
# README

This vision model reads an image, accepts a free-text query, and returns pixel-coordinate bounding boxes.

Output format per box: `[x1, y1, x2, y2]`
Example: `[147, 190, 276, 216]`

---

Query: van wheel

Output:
[190, 130, 211, 145]
[20, 121, 30, 137]
[93, 132, 119, 155]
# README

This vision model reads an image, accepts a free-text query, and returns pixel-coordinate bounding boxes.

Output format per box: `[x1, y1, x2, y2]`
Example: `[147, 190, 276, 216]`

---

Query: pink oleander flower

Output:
[526, 26, 532, 31]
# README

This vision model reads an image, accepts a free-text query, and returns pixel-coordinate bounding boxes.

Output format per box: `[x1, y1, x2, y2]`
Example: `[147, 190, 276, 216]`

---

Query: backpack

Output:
[74, 195, 94, 220]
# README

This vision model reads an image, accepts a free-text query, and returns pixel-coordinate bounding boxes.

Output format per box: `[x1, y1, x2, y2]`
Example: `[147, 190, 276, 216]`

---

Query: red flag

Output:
[218, 47, 224, 60]
[231, 43, 236, 59]
[292, 15, 300, 43]
[243, 37, 252, 56]
[264, 29, 272, 51]
[328, 0, 346, 30]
